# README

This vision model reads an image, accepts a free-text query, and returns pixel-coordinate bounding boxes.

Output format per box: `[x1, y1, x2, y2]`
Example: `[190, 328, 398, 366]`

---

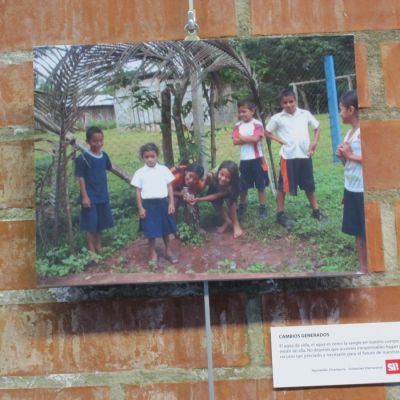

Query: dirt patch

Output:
[39, 227, 322, 287]
[104, 229, 308, 273]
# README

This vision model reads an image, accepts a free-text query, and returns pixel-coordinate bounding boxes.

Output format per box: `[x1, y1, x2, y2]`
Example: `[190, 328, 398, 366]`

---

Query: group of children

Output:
[75, 88, 365, 271]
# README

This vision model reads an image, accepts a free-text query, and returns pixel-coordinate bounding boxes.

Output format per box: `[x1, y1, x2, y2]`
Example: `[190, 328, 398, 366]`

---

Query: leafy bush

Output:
[176, 223, 206, 246]
[37, 246, 91, 277]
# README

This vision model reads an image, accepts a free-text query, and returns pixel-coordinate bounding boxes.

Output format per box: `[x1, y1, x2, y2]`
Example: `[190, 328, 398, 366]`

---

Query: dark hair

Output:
[139, 142, 159, 157]
[340, 90, 358, 110]
[280, 88, 296, 100]
[216, 160, 240, 202]
[186, 163, 204, 179]
[237, 99, 257, 111]
[86, 126, 103, 141]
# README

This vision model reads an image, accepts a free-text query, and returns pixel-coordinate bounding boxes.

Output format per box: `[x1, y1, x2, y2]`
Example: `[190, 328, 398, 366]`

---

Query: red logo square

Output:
[386, 359, 400, 374]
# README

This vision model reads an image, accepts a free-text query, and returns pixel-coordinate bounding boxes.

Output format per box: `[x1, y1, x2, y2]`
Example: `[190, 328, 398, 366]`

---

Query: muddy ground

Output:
[38, 226, 335, 287]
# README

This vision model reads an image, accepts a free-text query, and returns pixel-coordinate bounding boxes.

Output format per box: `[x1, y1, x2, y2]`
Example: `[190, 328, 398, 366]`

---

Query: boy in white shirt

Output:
[232, 100, 269, 219]
[265, 89, 323, 228]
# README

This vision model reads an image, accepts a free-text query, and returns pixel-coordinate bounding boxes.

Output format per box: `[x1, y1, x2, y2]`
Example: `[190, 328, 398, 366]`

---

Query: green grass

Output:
[35, 114, 359, 276]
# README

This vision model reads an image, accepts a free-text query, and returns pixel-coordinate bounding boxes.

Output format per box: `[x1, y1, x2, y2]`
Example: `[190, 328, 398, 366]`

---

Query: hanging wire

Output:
[184, 0, 200, 40]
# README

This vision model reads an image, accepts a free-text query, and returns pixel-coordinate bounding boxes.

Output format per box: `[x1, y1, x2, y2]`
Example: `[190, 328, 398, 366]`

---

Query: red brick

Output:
[365, 201, 385, 271]
[381, 42, 400, 108]
[126, 379, 385, 399]
[0, 294, 249, 375]
[275, 385, 386, 400]
[362, 120, 400, 190]
[0, 140, 35, 208]
[0, 220, 36, 290]
[126, 382, 208, 399]
[0, 387, 110, 400]
[211, 294, 249, 367]
[0, 0, 236, 52]
[354, 41, 371, 108]
[215, 379, 385, 399]
[395, 201, 400, 268]
[0, 63, 33, 127]
[0, 297, 208, 376]
[263, 286, 400, 363]
[250, 0, 400, 36]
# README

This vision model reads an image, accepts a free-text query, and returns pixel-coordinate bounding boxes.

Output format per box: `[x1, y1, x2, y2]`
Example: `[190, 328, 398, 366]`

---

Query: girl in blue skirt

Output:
[131, 143, 178, 266]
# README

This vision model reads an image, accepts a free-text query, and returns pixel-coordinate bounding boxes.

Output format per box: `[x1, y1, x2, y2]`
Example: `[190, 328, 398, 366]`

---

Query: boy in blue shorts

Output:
[265, 89, 323, 228]
[75, 126, 114, 255]
[232, 99, 269, 219]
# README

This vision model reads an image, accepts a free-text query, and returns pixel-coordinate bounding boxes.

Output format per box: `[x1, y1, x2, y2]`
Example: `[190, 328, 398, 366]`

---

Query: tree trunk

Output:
[190, 70, 207, 170]
[172, 81, 189, 163]
[54, 120, 75, 253]
[63, 150, 75, 254]
[203, 81, 217, 168]
[53, 126, 65, 241]
[160, 87, 174, 167]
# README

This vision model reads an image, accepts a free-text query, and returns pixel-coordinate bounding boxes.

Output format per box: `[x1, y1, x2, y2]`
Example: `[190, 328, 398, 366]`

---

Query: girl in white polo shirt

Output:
[336, 91, 366, 272]
[131, 143, 178, 266]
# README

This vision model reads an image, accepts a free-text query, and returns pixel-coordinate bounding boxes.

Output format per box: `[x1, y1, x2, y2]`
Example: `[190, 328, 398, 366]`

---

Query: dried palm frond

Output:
[34, 40, 277, 187]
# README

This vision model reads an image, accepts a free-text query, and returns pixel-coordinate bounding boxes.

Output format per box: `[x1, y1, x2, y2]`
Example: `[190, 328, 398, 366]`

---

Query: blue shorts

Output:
[342, 189, 365, 237]
[239, 158, 269, 192]
[80, 202, 114, 233]
[140, 198, 176, 238]
[278, 158, 315, 195]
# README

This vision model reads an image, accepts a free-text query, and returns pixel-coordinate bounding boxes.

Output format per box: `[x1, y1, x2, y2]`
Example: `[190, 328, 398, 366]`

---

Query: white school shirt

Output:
[343, 127, 363, 192]
[232, 118, 264, 160]
[266, 108, 319, 159]
[130, 163, 175, 199]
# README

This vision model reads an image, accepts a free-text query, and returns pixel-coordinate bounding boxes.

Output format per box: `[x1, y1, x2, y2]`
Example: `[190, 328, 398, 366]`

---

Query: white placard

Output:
[271, 321, 400, 388]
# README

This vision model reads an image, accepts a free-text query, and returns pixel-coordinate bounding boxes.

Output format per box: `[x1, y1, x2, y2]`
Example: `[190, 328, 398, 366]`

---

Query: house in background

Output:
[75, 79, 237, 132]
[77, 94, 115, 129]
[114, 77, 237, 132]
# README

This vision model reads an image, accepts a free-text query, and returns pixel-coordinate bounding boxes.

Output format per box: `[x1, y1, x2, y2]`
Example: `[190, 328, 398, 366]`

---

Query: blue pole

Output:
[324, 55, 341, 163]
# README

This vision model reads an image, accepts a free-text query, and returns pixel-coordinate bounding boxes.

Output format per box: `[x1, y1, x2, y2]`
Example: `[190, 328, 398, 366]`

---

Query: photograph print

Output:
[33, 34, 362, 287]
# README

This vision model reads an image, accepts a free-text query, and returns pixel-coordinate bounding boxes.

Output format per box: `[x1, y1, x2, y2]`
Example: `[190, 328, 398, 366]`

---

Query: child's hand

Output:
[168, 203, 175, 214]
[183, 193, 195, 202]
[82, 195, 91, 208]
[187, 197, 198, 205]
[139, 207, 146, 219]
[336, 145, 344, 157]
[307, 143, 317, 157]
[279, 139, 288, 146]
[341, 142, 353, 159]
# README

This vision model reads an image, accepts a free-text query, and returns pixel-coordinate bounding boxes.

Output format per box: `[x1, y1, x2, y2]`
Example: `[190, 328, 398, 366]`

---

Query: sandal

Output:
[166, 254, 179, 264]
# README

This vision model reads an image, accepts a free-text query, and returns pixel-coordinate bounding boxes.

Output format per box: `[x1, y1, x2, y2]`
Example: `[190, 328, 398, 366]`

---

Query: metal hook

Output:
[184, 9, 200, 40]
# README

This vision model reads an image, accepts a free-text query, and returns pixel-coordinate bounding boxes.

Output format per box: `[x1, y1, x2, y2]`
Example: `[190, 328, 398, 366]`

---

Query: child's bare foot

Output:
[217, 220, 231, 233]
[233, 226, 244, 238]
[148, 252, 159, 270]
[149, 251, 157, 263]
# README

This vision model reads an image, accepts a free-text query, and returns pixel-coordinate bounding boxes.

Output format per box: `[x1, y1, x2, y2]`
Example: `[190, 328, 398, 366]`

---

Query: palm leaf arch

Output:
[34, 39, 276, 185]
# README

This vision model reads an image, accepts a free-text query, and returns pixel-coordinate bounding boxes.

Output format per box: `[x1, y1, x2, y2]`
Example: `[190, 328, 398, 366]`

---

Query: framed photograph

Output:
[33, 35, 360, 287]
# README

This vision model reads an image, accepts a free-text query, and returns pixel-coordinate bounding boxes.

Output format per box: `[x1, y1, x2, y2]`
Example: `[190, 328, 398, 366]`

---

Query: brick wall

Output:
[1, 1, 400, 398]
